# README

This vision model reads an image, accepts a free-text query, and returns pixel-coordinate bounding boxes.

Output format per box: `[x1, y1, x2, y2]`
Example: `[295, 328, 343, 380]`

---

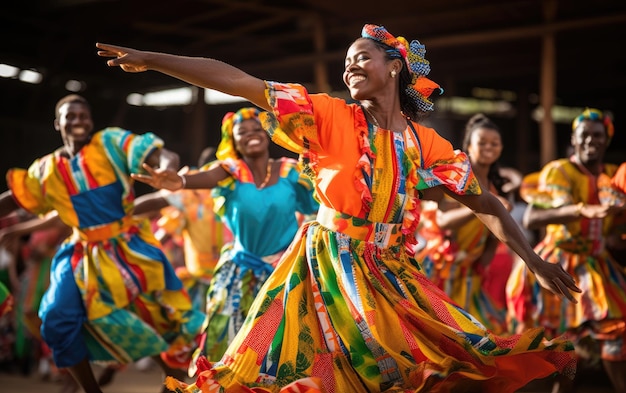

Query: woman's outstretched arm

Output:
[446, 188, 581, 303]
[96, 43, 269, 111]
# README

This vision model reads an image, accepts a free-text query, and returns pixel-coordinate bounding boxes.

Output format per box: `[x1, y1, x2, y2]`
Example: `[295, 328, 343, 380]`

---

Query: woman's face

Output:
[232, 118, 268, 158]
[571, 119, 608, 164]
[466, 127, 503, 166]
[343, 38, 391, 101]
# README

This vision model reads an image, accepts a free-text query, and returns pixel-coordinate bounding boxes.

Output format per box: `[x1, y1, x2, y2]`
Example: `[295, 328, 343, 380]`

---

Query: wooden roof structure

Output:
[1, 0, 625, 183]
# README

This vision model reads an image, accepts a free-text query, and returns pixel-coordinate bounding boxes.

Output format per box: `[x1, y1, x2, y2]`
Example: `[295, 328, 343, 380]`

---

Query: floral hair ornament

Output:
[216, 107, 262, 161]
[361, 24, 443, 112]
[572, 107, 614, 144]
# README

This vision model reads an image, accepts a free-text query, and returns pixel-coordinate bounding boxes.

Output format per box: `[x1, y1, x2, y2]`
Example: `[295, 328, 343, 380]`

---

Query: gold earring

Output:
[391, 70, 397, 78]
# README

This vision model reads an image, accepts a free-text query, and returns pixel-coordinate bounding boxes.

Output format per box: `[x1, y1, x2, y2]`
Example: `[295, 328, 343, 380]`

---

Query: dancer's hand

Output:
[131, 163, 183, 191]
[525, 254, 581, 303]
[96, 43, 149, 73]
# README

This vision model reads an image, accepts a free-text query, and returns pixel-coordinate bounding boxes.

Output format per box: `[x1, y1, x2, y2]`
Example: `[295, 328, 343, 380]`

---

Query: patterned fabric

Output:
[160, 168, 234, 312]
[506, 157, 626, 360]
[0, 281, 13, 317]
[417, 192, 508, 334]
[165, 83, 576, 393]
[6, 128, 204, 368]
[609, 163, 626, 247]
[612, 162, 626, 194]
[16, 225, 68, 340]
[189, 157, 319, 375]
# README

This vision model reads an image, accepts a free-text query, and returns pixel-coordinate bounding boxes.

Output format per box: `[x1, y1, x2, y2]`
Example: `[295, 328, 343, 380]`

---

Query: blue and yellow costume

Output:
[7, 128, 203, 368]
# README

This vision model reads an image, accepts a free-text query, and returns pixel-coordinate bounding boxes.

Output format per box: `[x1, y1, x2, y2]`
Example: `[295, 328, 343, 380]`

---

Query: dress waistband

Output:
[316, 205, 404, 248]
[73, 216, 136, 242]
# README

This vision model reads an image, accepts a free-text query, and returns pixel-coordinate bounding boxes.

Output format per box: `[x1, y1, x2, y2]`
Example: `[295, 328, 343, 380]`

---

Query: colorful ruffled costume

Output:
[157, 168, 234, 313]
[507, 157, 626, 361]
[6, 128, 204, 368]
[164, 82, 576, 393]
[417, 190, 508, 334]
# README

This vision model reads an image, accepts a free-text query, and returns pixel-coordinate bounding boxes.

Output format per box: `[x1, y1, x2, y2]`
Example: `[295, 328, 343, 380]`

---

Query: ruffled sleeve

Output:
[260, 82, 321, 155]
[407, 123, 481, 196]
[612, 162, 626, 195]
[522, 159, 572, 208]
[261, 81, 369, 216]
[210, 158, 239, 219]
[6, 159, 51, 216]
[97, 127, 164, 175]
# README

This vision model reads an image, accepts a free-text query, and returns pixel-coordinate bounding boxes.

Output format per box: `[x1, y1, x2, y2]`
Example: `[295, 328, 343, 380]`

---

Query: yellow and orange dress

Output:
[507, 158, 626, 361]
[417, 189, 507, 334]
[7, 128, 204, 368]
[157, 167, 234, 312]
[167, 83, 575, 393]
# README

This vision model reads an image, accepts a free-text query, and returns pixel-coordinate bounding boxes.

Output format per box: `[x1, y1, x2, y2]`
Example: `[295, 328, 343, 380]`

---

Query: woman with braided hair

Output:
[98, 24, 580, 393]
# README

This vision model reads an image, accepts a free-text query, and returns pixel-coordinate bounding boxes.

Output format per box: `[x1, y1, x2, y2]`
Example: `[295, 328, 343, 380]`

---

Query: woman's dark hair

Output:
[462, 113, 506, 196]
[367, 39, 427, 122]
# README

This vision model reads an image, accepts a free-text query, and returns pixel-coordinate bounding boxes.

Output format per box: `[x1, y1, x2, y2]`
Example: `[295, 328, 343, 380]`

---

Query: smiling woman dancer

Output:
[133, 107, 319, 375]
[97, 24, 580, 393]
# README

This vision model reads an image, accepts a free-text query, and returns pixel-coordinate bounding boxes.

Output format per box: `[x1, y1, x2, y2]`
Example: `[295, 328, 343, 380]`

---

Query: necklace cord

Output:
[363, 106, 380, 128]
[257, 159, 273, 188]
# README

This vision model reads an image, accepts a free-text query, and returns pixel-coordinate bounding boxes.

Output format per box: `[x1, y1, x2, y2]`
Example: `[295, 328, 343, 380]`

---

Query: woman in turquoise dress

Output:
[154, 108, 318, 375]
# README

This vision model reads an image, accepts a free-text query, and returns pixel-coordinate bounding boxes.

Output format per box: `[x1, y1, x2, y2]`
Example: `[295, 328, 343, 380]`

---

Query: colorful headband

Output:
[216, 107, 262, 161]
[572, 107, 614, 143]
[361, 24, 443, 112]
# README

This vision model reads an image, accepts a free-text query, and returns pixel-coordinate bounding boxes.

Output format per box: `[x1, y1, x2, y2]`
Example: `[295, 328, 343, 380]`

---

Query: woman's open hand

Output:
[96, 43, 149, 73]
[525, 254, 582, 303]
[131, 163, 184, 191]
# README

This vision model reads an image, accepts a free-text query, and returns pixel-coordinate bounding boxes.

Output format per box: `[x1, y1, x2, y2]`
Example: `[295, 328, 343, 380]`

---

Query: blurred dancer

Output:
[0, 94, 203, 393]
[417, 113, 514, 334]
[135, 108, 319, 376]
[508, 108, 626, 392]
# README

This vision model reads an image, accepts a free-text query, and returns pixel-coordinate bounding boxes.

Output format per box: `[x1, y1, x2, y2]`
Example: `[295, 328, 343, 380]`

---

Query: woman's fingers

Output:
[142, 163, 157, 174]
[96, 43, 128, 55]
[549, 265, 581, 303]
[534, 262, 581, 304]
[552, 278, 577, 303]
[130, 173, 154, 185]
[96, 43, 147, 72]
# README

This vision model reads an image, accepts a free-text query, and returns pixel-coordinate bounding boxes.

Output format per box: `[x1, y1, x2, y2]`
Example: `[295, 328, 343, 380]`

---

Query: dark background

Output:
[1, 0, 625, 194]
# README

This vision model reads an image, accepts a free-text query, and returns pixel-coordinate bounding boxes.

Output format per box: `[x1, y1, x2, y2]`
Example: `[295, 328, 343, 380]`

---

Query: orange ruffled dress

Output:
[166, 83, 576, 393]
[417, 191, 508, 334]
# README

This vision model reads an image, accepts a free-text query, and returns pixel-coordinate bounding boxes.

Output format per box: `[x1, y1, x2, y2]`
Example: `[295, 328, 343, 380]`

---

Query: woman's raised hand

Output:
[131, 163, 184, 191]
[96, 43, 149, 73]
